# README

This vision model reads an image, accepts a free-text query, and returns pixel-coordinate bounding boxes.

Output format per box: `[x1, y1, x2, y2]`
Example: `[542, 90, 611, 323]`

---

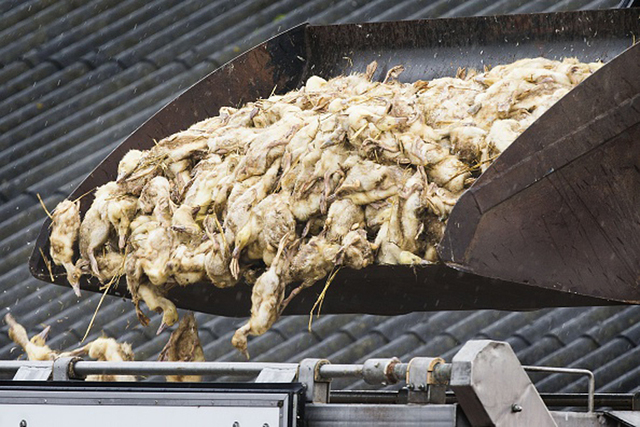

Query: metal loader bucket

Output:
[30, 9, 640, 316]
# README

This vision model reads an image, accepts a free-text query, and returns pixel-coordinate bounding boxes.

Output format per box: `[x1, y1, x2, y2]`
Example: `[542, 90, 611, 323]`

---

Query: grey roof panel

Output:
[0, 62, 60, 99]
[0, 63, 98, 131]
[21, 0, 146, 67]
[0, 0, 79, 62]
[0, 0, 58, 34]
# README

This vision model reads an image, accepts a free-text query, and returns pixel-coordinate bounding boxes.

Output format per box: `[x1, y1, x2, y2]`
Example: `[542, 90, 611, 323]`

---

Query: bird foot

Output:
[229, 256, 240, 280]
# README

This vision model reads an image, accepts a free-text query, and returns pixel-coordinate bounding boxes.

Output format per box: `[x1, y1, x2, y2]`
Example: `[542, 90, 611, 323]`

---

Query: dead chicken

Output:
[126, 219, 173, 288]
[69, 337, 136, 382]
[78, 182, 119, 277]
[117, 149, 145, 181]
[374, 196, 427, 266]
[49, 199, 82, 296]
[449, 126, 488, 163]
[5, 314, 55, 361]
[393, 170, 429, 255]
[171, 204, 202, 241]
[364, 199, 393, 234]
[402, 116, 474, 193]
[138, 176, 173, 225]
[153, 130, 208, 163]
[90, 250, 125, 282]
[335, 160, 403, 205]
[232, 237, 291, 358]
[422, 216, 447, 263]
[486, 119, 523, 153]
[204, 231, 238, 288]
[335, 229, 374, 270]
[125, 217, 173, 323]
[281, 236, 341, 313]
[422, 182, 459, 220]
[116, 149, 161, 196]
[183, 154, 240, 219]
[223, 158, 281, 248]
[235, 108, 304, 181]
[168, 240, 212, 286]
[323, 199, 365, 243]
[105, 193, 138, 250]
[167, 159, 193, 202]
[158, 312, 205, 382]
[232, 193, 296, 277]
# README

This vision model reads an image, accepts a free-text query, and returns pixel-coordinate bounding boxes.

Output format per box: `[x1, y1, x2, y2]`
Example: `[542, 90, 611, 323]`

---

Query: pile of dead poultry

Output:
[47, 57, 602, 357]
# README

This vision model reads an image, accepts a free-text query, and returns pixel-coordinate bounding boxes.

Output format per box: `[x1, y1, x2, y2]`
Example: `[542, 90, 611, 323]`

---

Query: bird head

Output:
[30, 325, 51, 347]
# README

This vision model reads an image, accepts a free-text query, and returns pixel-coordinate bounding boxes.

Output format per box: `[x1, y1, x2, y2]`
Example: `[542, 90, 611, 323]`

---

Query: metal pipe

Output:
[0, 361, 52, 372]
[392, 363, 408, 380]
[433, 363, 452, 384]
[523, 365, 595, 413]
[318, 364, 363, 379]
[73, 361, 298, 377]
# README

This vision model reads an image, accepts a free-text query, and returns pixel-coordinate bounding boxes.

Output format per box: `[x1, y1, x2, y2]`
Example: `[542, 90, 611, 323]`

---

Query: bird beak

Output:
[156, 322, 169, 335]
[71, 283, 82, 298]
[36, 325, 51, 342]
[67, 346, 87, 357]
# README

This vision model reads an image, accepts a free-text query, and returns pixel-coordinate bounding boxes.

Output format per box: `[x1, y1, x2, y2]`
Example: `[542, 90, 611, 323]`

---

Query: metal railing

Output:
[523, 365, 595, 413]
[0, 356, 598, 411]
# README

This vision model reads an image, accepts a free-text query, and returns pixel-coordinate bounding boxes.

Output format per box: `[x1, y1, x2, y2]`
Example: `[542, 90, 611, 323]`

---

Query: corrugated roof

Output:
[1, 0, 638, 398]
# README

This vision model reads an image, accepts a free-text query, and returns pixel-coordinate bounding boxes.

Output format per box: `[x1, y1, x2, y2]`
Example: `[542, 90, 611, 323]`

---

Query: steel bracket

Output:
[256, 366, 298, 383]
[450, 340, 556, 427]
[406, 357, 447, 404]
[299, 358, 330, 403]
[13, 364, 52, 381]
[52, 357, 83, 381]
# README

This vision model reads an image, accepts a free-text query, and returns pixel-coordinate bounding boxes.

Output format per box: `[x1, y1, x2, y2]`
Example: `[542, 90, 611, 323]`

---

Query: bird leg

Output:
[279, 278, 315, 316]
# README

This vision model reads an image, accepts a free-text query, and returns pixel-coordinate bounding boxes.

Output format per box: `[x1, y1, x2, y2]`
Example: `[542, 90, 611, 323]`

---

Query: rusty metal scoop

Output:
[29, 9, 640, 316]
